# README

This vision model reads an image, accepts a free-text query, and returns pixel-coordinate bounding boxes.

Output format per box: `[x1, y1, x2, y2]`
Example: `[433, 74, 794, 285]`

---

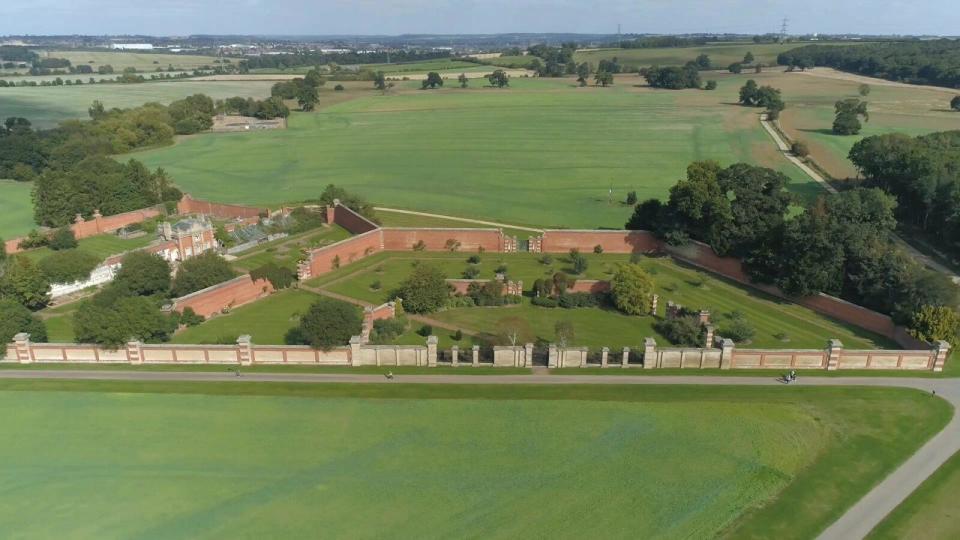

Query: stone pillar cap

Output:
[237, 335, 252, 344]
[13, 332, 30, 341]
[426, 335, 438, 345]
[644, 337, 657, 346]
[349, 335, 363, 344]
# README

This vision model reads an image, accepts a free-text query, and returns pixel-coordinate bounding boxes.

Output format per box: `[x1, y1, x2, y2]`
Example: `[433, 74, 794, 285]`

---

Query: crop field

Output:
[44, 50, 220, 72]
[869, 448, 960, 539]
[573, 42, 811, 69]
[0, 180, 34, 238]
[0, 382, 948, 539]
[773, 68, 960, 179]
[137, 74, 820, 229]
[314, 251, 889, 350]
[0, 79, 275, 128]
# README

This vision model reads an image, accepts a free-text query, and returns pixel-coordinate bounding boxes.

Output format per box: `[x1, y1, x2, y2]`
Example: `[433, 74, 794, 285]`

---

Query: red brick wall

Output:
[369, 302, 395, 321]
[797, 294, 897, 339]
[382, 228, 503, 252]
[334, 205, 379, 234]
[4, 238, 20, 255]
[568, 280, 611, 294]
[306, 230, 383, 277]
[173, 275, 275, 318]
[5, 207, 162, 255]
[664, 241, 753, 285]
[177, 194, 267, 219]
[540, 230, 661, 254]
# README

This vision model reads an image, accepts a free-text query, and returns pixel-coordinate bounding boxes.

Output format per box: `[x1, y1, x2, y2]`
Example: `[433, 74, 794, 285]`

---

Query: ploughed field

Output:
[0, 383, 949, 539]
[136, 75, 821, 229]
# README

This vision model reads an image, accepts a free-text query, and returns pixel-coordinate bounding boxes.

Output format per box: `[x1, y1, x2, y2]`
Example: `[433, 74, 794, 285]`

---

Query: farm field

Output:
[0, 180, 34, 238]
[316, 251, 890, 350]
[0, 382, 948, 539]
[44, 50, 220, 72]
[137, 73, 820, 229]
[573, 42, 815, 69]
[0, 79, 275, 128]
[868, 448, 960, 539]
[774, 68, 960, 179]
[0, 71, 194, 85]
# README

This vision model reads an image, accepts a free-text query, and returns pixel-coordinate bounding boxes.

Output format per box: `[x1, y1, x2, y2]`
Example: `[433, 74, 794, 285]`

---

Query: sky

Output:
[0, 0, 955, 37]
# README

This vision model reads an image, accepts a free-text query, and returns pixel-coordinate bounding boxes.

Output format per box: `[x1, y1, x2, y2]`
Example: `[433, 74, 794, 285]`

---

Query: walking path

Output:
[0, 369, 955, 539]
[374, 207, 544, 233]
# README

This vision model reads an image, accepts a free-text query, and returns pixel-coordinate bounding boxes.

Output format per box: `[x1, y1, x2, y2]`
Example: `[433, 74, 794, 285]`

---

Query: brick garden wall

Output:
[172, 275, 275, 318]
[5, 207, 162, 255]
[540, 230, 661, 254]
[382, 228, 504, 252]
[567, 280, 611, 294]
[334, 204, 380, 234]
[300, 230, 383, 279]
[177, 194, 267, 219]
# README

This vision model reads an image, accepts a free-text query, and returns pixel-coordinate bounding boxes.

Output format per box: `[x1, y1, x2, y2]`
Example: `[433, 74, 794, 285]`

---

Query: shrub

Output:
[417, 324, 433, 337]
[17, 229, 49, 250]
[468, 280, 505, 306]
[370, 279, 382, 290]
[704, 80, 717, 90]
[412, 240, 426, 251]
[908, 305, 960, 342]
[593, 244, 604, 254]
[539, 255, 554, 265]
[531, 296, 559, 308]
[48, 227, 78, 250]
[178, 307, 205, 327]
[446, 295, 476, 308]
[494, 264, 508, 275]
[654, 315, 704, 347]
[467, 254, 481, 264]
[452, 329, 463, 341]
[720, 317, 755, 343]
[370, 316, 407, 344]
[38, 250, 100, 284]
[571, 251, 588, 274]
[445, 238, 461, 252]
[791, 141, 810, 158]
[558, 292, 601, 308]
[625, 190, 638, 205]
[334, 84, 345, 91]
[463, 266, 481, 279]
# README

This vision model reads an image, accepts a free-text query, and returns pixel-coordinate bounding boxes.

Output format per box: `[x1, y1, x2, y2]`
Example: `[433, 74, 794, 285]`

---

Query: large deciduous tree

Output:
[290, 298, 362, 350]
[396, 264, 451, 313]
[610, 263, 656, 316]
[170, 252, 237, 298]
[0, 298, 47, 354]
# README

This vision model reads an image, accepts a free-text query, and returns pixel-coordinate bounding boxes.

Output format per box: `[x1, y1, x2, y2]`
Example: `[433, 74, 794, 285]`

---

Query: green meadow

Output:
[0, 180, 34, 238]
[137, 74, 820, 229]
[45, 50, 221, 72]
[868, 448, 960, 539]
[0, 382, 948, 539]
[573, 42, 810, 69]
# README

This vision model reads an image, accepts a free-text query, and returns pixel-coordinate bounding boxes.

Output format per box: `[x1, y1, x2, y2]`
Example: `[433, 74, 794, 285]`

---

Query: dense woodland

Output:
[777, 40, 960, 88]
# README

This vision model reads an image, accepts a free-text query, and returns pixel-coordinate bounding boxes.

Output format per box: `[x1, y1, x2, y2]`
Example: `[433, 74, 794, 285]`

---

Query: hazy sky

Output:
[0, 0, 954, 36]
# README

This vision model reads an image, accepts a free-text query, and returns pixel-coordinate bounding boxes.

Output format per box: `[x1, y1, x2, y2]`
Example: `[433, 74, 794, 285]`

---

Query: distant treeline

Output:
[239, 50, 450, 71]
[778, 40, 960, 89]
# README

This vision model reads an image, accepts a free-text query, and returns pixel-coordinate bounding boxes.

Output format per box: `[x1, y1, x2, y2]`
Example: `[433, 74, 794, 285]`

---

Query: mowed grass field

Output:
[138, 74, 820, 229]
[0, 382, 949, 539]
[44, 50, 220, 72]
[573, 42, 812, 69]
[868, 448, 960, 539]
[774, 68, 960, 179]
[0, 180, 34, 237]
[0, 79, 275, 128]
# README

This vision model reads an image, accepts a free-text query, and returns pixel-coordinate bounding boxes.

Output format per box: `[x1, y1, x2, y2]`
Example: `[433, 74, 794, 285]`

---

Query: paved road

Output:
[1, 369, 956, 539]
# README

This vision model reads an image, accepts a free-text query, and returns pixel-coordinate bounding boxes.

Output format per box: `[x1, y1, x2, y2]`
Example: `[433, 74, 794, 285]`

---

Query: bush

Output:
[720, 317, 755, 343]
[412, 240, 426, 251]
[17, 229, 49, 250]
[908, 305, 960, 342]
[370, 279, 382, 290]
[531, 296, 559, 308]
[570, 250, 588, 274]
[463, 266, 481, 279]
[467, 280, 505, 306]
[467, 254, 481, 264]
[452, 329, 463, 341]
[38, 250, 100, 284]
[593, 244, 604, 254]
[446, 295, 476, 308]
[288, 297, 362, 350]
[610, 263, 656, 315]
[370, 316, 407, 344]
[494, 264, 508, 275]
[417, 324, 433, 337]
[539, 255, 554, 265]
[654, 315, 704, 347]
[791, 141, 810, 158]
[178, 307, 205, 327]
[704, 80, 717, 90]
[48, 227, 78, 250]
[334, 84, 345, 91]
[625, 190, 638, 205]
[558, 292, 601, 308]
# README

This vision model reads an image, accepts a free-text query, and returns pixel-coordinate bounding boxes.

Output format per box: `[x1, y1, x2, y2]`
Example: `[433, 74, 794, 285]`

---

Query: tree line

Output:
[238, 50, 450, 71]
[626, 161, 960, 341]
[777, 40, 960, 89]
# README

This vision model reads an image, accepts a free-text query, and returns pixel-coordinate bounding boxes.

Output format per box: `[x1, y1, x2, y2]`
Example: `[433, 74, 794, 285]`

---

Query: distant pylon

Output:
[779, 17, 789, 42]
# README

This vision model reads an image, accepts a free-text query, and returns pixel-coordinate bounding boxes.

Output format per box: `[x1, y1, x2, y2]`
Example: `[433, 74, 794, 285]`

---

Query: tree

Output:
[625, 190, 638, 205]
[625, 198, 665, 231]
[296, 84, 319, 111]
[214, 224, 235, 248]
[170, 252, 237, 297]
[74, 295, 177, 348]
[859, 83, 871, 96]
[495, 316, 534, 346]
[373, 71, 387, 91]
[833, 98, 869, 135]
[594, 70, 614, 87]
[744, 52, 755, 64]
[48, 227, 77, 250]
[739, 80, 759, 104]
[569, 249, 588, 274]
[654, 315, 704, 346]
[908, 305, 960, 342]
[791, 141, 810, 157]
[37, 250, 99, 284]
[250, 262, 296, 290]
[951, 95, 960, 111]
[422, 71, 443, 89]
[113, 251, 171, 297]
[488, 69, 509, 88]
[610, 263, 655, 315]
[291, 297, 362, 351]
[0, 298, 47, 355]
[458, 73, 468, 88]
[0, 256, 50, 310]
[695, 54, 711, 70]
[704, 80, 717, 90]
[396, 264, 450, 313]
[576, 62, 590, 86]
[554, 320, 575, 348]
[728, 62, 743, 74]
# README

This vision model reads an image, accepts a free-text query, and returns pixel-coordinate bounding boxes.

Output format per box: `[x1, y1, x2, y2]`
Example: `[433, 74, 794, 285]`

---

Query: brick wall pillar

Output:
[548, 344, 558, 368]
[524, 343, 534, 368]
[451, 346, 459, 366]
[237, 335, 253, 365]
[472, 345, 479, 367]
[650, 294, 658, 315]
[643, 337, 657, 369]
[325, 205, 336, 225]
[932, 340, 951, 372]
[704, 325, 714, 349]
[350, 335, 363, 367]
[126, 340, 143, 365]
[601, 347, 609, 368]
[622, 347, 630, 368]
[826, 339, 843, 371]
[718, 338, 735, 369]
[93, 209, 103, 235]
[12, 333, 32, 364]
[427, 336, 438, 367]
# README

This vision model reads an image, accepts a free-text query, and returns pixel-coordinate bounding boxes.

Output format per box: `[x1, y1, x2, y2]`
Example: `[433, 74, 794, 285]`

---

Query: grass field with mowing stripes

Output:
[0, 382, 948, 539]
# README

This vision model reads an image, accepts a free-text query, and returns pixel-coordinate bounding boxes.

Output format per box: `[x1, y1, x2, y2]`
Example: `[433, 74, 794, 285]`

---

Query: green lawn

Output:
[172, 289, 322, 345]
[0, 382, 948, 539]
[0, 180, 34, 238]
[319, 252, 889, 350]
[0, 80, 275, 128]
[137, 75, 821, 229]
[868, 448, 960, 539]
[18, 232, 156, 263]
